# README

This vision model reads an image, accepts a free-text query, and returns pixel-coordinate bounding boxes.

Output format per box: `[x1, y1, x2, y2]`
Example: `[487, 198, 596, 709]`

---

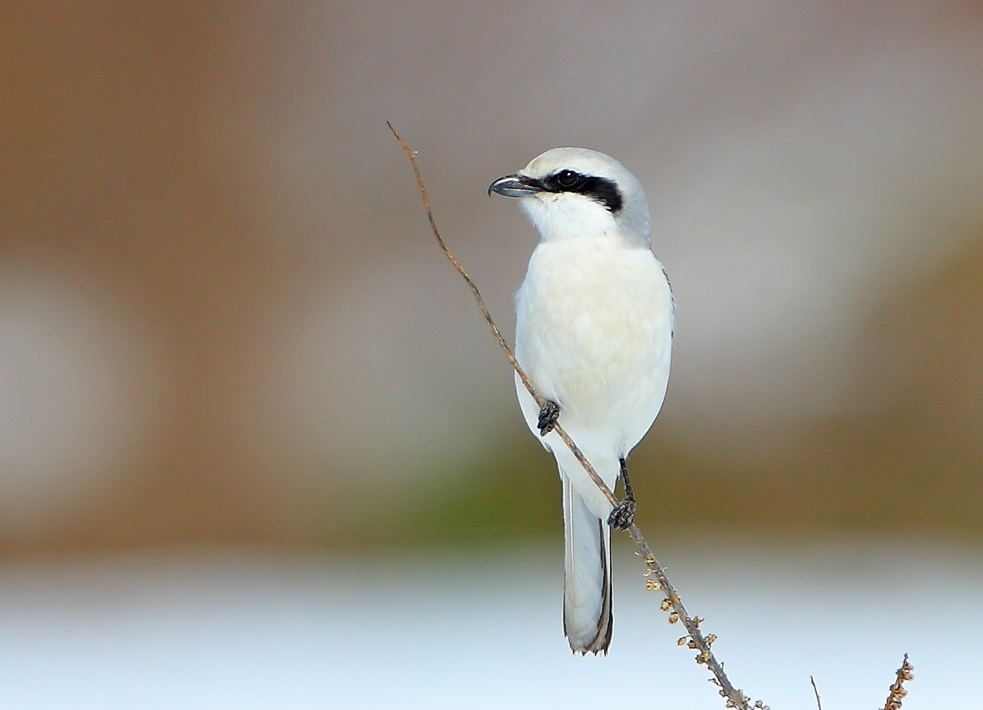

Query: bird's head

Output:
[488, 148, 651, 247]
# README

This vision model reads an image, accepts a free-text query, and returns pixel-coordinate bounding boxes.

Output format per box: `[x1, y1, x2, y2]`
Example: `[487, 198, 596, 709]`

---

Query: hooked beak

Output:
[488, 173, 543, 198]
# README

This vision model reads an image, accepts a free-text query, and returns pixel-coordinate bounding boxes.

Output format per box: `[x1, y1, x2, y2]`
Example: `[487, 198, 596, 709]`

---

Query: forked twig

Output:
[388, 121, 762, 710]
[810, 676, 823, 710]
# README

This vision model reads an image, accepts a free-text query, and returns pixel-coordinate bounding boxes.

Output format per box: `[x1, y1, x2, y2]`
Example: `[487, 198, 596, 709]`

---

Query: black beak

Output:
[488, 173, 542, 198]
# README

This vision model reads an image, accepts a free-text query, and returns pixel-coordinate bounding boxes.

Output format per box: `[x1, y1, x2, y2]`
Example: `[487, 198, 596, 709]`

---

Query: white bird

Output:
[489, 148, 674, 654]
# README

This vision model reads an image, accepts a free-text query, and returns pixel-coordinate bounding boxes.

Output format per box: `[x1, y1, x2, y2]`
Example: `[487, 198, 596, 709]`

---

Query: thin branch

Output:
[388, 122, 763, 710]
[810, 675, 822, 710]
[387, 122, 617, 510]
[882, 654, 914, 710]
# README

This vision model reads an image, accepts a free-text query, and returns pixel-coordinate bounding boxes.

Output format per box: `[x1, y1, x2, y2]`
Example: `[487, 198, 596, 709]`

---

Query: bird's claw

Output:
[607, 497, 636, 529]
[537, 400, 560, 436]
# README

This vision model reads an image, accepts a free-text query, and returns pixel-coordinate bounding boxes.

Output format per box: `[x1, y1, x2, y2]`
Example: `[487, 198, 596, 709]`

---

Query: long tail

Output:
[562, 473, 613, 654]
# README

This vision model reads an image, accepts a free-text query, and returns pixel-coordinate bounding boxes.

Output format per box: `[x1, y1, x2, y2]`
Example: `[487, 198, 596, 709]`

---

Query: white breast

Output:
[515, 235, 673, 455]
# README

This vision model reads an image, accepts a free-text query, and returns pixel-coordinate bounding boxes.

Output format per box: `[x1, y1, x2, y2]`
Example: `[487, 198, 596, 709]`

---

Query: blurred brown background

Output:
[1, 1, 981, 555]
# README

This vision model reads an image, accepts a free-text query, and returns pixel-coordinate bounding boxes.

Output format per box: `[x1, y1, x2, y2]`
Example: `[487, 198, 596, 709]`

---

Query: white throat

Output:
[520, 193, 618, 243]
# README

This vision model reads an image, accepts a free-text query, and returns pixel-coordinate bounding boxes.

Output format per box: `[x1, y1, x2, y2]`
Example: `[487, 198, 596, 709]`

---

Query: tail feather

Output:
[562, 474, 613, 654]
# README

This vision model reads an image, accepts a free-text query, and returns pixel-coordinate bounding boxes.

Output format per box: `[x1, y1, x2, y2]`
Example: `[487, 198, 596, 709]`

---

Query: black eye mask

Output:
[539, 171, 623, 213]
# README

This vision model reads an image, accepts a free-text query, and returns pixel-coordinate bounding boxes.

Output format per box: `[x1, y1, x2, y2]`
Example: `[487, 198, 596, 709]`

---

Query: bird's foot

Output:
[537, 400, 560, 436]
[607, 497, 636, 529]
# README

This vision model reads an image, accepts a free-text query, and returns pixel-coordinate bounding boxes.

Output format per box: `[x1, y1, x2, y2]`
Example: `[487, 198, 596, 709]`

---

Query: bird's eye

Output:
[555, 170, 580, 188]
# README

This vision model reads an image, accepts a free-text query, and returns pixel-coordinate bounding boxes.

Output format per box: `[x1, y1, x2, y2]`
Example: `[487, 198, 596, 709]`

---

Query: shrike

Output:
[489, 148, 674, 654]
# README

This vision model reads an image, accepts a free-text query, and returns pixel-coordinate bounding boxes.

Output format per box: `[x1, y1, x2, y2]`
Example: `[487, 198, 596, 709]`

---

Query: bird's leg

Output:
[607, 457, 636, 529]
[619, 457, 635, 500]
[537, 400, 560, 436]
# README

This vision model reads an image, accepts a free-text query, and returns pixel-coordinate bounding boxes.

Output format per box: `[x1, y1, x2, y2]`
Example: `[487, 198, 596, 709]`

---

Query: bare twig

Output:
[810, 675, 822, 710]
[388, 122, 761, 710]
[882, 654, 914, 710]
[386, 122, 617, 510]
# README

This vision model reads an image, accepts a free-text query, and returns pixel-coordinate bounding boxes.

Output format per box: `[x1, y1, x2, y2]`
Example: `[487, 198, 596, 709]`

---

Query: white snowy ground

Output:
[0, 536, 978, 709]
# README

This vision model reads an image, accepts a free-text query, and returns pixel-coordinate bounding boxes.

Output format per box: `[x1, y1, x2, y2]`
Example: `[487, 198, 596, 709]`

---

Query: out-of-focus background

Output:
[1, 2, 981, 707]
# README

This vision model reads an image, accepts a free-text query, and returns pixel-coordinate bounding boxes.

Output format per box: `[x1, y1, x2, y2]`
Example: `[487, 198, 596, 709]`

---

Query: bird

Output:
[489, 148, 674, 654]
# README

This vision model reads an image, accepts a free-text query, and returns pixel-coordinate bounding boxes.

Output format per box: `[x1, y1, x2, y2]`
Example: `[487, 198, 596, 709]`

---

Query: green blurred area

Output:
[357, 424, 983, 552]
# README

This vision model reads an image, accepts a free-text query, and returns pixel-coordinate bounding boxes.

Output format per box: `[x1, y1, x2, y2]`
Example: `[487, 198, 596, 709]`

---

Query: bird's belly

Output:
[515, 240, 673, 452]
